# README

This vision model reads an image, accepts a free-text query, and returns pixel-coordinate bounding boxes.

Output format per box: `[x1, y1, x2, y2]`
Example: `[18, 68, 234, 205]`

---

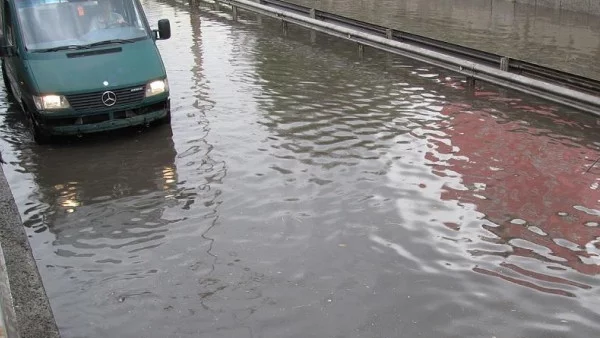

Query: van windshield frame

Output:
[14, 0, 154, 52]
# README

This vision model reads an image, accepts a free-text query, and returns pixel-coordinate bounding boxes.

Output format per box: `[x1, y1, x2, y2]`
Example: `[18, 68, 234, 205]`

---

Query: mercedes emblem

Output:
[101, 91, 117, 107]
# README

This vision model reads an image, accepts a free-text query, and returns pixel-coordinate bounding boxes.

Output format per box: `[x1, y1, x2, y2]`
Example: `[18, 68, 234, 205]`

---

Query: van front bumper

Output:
[39, 100, 170, 135]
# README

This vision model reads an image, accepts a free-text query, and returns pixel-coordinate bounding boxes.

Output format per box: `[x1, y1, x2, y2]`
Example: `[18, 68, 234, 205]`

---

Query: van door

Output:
[1, 0, 21, 100]
[0, 0, 9, 93]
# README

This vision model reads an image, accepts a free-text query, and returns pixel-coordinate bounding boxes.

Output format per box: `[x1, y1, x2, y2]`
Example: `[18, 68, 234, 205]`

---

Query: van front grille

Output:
[66, 86, 145, 112]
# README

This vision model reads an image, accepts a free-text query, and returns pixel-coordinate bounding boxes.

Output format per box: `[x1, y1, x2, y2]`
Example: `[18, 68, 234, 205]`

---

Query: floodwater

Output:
[1, 0, 600, 337]
[290, 0, 600, 81]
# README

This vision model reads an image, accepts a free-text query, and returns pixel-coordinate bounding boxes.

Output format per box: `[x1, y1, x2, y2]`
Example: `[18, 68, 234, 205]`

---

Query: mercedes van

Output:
[0, 0, 172, 144]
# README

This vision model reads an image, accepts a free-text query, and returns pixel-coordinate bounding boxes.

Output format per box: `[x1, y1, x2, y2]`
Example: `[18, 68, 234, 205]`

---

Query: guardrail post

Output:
[358, 44, 364, 59]
[232, 5, 238, 21]
[386, 28, 393, 39]
[466, 76, 476, 91]
[255, 0, 263, 25]
[282, 20, 288, 36]
[214, 0, 220, 11]
[500, 57, 510, 71]
[309, 9, 317, 43]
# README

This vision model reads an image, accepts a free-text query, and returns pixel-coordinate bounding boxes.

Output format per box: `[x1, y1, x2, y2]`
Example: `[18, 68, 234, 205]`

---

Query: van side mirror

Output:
[157, 19, 171, 40]
[0, 46, 16, 57]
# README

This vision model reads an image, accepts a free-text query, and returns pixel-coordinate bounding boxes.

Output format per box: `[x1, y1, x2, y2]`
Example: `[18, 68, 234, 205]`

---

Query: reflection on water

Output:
[0, 0, 599, 337]
[290, 0, 600, 80]
[21, 127, 179, 229]
[432, 92, 600, 293]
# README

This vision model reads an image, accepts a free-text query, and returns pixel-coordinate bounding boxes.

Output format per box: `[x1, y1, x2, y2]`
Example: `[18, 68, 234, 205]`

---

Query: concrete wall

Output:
[290, 0, 600, 80]
[515, 0, 600, 15]
[0, 167, 60, 338]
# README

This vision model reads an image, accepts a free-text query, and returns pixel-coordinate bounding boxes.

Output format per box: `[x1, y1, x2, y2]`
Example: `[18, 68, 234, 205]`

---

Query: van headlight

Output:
[145, 79, 169, 97]
[33, 95, 70, 110]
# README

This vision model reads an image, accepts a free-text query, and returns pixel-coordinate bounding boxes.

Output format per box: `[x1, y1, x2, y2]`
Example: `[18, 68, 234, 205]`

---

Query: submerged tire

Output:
[2, 61, 12, 96]
[157, 110, 171, 125]
[31, 118, 51, 145]
[26, 109, 52, 145]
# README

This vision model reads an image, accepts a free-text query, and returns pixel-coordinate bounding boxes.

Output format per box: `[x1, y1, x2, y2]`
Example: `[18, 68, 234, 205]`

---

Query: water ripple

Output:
[0, 1, 599, 337]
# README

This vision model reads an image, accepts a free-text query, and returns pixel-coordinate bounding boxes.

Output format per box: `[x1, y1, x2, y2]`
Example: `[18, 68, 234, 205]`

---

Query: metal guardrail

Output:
[208, 0, 600, 116]
[260, 0, 600, 96]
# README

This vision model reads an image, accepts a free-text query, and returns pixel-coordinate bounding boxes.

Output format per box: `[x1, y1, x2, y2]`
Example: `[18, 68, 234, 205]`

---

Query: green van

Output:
[0, 0, 172, 144]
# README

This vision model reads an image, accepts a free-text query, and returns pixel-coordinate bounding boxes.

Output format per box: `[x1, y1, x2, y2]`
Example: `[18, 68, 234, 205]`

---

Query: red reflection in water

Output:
[431, 81, 600, 295]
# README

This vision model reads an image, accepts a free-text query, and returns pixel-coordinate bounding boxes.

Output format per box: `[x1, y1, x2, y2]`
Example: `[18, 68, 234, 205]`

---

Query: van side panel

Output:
[2, 0, 38, 113]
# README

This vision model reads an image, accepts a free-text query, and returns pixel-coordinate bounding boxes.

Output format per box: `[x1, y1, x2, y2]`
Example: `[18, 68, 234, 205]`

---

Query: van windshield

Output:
[16, 0, 152, 52]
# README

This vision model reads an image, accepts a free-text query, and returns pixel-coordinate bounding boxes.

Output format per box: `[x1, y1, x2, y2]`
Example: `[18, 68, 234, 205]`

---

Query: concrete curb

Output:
[0, 242, 19, 338]
[0, 166, 60, 338]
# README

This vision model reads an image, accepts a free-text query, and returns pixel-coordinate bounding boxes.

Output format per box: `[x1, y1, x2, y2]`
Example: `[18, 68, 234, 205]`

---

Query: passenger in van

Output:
[89, 0, 127, 30]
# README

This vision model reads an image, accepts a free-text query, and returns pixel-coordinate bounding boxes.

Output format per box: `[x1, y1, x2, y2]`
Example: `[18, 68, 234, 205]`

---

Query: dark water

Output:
[1, 0, 600, 337]
[290, 0, 600, 81]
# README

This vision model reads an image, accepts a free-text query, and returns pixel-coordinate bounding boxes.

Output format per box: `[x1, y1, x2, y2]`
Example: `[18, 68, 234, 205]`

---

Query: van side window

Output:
[4, 0, 14, 46]
[0, 2, 4, 40]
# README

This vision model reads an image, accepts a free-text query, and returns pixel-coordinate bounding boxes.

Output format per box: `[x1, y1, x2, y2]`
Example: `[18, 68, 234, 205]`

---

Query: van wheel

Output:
[158, 110, 171, 125]
[28, 115, 51, 145]
[2, 61, 12, 96]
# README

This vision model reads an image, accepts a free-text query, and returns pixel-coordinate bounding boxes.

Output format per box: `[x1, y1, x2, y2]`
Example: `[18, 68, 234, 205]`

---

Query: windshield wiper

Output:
[33, 38, 140, 53]
[87, 38, 139, 47]
[34, 45, 91, 53]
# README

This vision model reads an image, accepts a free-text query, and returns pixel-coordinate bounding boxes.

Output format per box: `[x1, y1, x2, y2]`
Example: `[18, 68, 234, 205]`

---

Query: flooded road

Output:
[290, 0, 600, 81]
[1, 0, 600, 337]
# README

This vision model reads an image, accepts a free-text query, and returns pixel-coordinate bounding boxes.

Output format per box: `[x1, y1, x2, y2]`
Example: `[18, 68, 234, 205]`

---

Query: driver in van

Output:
[89, 0, 126, 30]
